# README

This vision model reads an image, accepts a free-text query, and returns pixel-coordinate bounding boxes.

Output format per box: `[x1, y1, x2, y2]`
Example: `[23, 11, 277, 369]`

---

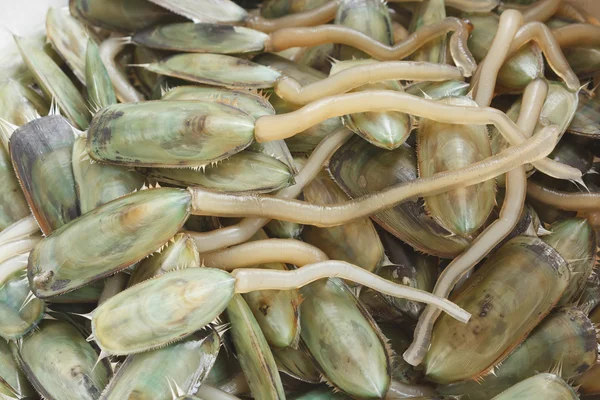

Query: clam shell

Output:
[0, 79, 47, 134]
[491, 373, 577, 399]
[87, 100, 255, 168]
[260, 0, 328, 18]
[28, 188, 191, 298]
[404, 80, 470, 99]
[0, 337, 35, 398]
[133, 23, 269, 54]
[425, 236, 570, 384]
[10, 115, 80, 235]
[409, 0, 446, 63]
[92, 268, 234, 355]
[568, 92, 600, 138]
[273, 344, 321, 383]
[14, 320, 112, 400]
[86, 39, 117, 110]
[0, 145, 29, 230]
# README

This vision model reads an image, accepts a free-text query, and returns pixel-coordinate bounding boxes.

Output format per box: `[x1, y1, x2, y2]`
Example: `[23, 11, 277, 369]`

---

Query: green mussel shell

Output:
[14, 36, 90, 129]
[377, 323, 422, 384]
[300, 164, 384, 274]
[425, 236, 570, 384]
[72, 136, 146, 214]
[47, 280, 105, 304]
[568, 92, 600, 138]
[92, 268, 234, 355]
[14, 320, 112, 400]
[265, 219, 304, 239]
[329, 135, 470, 258]
[0, 79, 47, 135]
[543, 218, 597, 306]
[261, 0, 328, 18]
[289, 386, 352, 400]
[28, 188, 191, 298]
[145, 150, 293, 194]
[10, 115, 80, 235]
[0, 253, 45, 339]
[128, 232, 200, 286]
[418, 96, 495, 237]
[273, 344, 321, 383]
[564, 46, 600, 78]
[404, 80, 470, 99]
[145, 54, 281, 89]
[87, 100, 255, 167]
[228, 293, 286, 399]
[69, 0, 182, 33]
[409, 0, 446, 63]
[0, 145, 29, 231]
[86, 39, 117, 110]
[300, 278, 391, 398]
[134, 23, 269, 54]
[491, 373, 577, 399]
[0, 338, 35, 398]
[101, 329, 220, 399]
[439, 306, 597, 399]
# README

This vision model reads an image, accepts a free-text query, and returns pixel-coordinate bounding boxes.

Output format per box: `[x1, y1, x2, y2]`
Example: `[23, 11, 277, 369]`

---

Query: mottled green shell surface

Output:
[10, 115, 80, 235]
[28, 188, 191, 297]
[568, 92, 600, 138]
[92, 268, 234, 355]
[543, 218, 597, 305]
[46, 7, 92, 84]
[425, 236, 569, 384]
[300, 278, 390, 398]
[491, 373, 578, 400]
[418, 97, 495, 237]
[273, 345, 321, 383]
[87, 101, 255, 167]
[101, 329, 220, 399]
[14, 320, 111, 400]
[14, 36, 90, 129]
[86, 39, 117, 110]
[439, 307, 597, 399]
[72, 137, 145, 214]
[0, 79, 47, 135]
[261, 0, 328, 18]
[128, 232, 200, 286]
[329, 136, 470, 258]
[145, 54, 281, 89]
[300, 165, 384, 274]
[0, 145, 29, 230]
[133, 23, 269, 54]
[0, 253, 44, 339]
[227, 293, 286, 400]
[0, 338, 35, 398]
[404, 80, 470, 99]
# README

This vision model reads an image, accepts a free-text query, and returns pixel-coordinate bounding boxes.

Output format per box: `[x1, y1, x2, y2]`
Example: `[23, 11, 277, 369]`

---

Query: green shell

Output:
[265, 219, 304, 239]
[439, 307, 597, 399]
[425, 236, 570, 384]
[329, 136, 470, 258]
[133, 23, 269, 54]
[418, 97, 495, 237]
[85, 39, 117, 110]
[404, 80, 470, 99]
[273, 344, 321, 383]
[564, 46, 600, 79]
[145, 54, 281, 89]
[377, 323, 423, 384]
[568, 92, 600, 138]
[46, 7, 93, 84]
[145, 151, 293, 194]
[261, 0, 329, 18]
[14, 36, 90, 129]
[409, 0, 446, 63]
[0, 253, 45, 339]
[0, 79, 47, 138]
[46, 280, 105, 304]
[28, 188, 191, 298]
[491, 374, 578, 400]
[227, 293, 286, 400]
[9, 115, 80, 235]
[300, 278, 391, 398]
[14, 320, 112, 400]
[87, 101, 255, 167]
[0, 338, 35, 398]
[128, 232, 200, 286]
[92, 268, 234, 355]
[0, 145, 29, 230]
[69, 0, 182, 33]
[101, 329, 220, 399]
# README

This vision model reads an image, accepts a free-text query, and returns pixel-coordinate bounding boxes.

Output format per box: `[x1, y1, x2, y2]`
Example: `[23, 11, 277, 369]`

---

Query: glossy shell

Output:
[409, 0, 446, 63]
[568, 92, 600, 138]
[14, 320, 112, 400]
[300, 278, 391, 398]
[404, 80, 470, 99]
[145, 54, 281, 89]
[301, 165, 384, 274]
[425, 236, 569, 384]
[378, 323, 422, 384]
[0, 253, 44, 339]
[86, 39, 117, 110]
[273, 344, 321, 383]
[228, 294, 286, 399]
[87, 100, 255, 167]
[92, 268, 234, 355]
[0, 145, 29, 230]
[128, 232, 200, 286]
[72, 136, 145, 214]
[28, 188, 191, 297]
[10, 115, 80, 235]
[133, 23, 269, 54]
[0, 338, 35, 398]
[14, 36, 90, 129]
[418, 96, 495, 237]
[101, 329, 220, 399]
[0, 79, 47, 136]
[491, 373, 577, 400]
[329, 136, 470, 258]
[146, 151, 293, 194]
[439, 306, 597, 399]
[261, 0, 328, 18]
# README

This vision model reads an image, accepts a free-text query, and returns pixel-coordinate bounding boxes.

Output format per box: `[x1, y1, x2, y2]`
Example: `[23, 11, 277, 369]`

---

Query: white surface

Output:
[0, 0, 67, 37]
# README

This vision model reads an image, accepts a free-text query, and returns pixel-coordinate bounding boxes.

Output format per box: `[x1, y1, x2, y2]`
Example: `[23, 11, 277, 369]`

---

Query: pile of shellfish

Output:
[0, 0, 599, 398]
